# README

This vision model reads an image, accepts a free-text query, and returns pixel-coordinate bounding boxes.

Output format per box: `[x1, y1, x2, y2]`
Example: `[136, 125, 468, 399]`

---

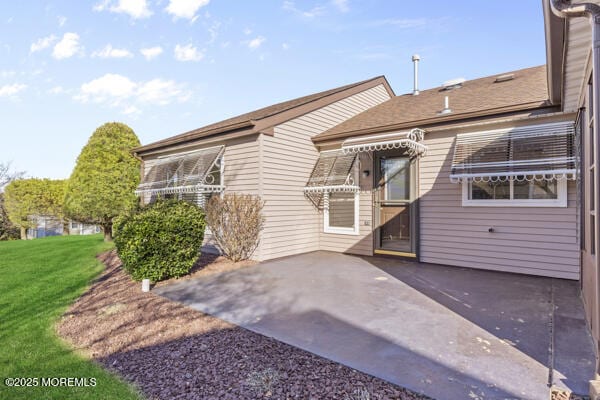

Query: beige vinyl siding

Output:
[260, 85, 389, 260]
[222, 135, 260, 195]
[419, 127, 580, 280]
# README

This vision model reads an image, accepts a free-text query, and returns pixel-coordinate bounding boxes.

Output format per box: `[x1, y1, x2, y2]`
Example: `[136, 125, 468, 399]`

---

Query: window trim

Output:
[323, 191, 360, 235]
[461, 178, 568, 207]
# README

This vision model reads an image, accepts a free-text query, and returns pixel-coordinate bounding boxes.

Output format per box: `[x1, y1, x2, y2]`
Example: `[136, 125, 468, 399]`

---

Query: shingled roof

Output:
[313, 65, 552, 143]
[134, 75, 393, 154]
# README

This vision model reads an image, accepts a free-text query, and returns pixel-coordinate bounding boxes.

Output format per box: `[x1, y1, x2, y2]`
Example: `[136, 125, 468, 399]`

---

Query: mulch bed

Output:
[57, 250, 429, 400]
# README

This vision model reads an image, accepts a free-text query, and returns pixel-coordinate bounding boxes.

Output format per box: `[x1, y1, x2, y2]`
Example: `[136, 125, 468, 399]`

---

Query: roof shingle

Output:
[313, 65, 550, 143]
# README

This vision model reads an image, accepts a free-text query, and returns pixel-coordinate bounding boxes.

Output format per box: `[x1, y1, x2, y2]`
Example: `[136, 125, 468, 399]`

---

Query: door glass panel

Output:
[380, 157, 410, 201]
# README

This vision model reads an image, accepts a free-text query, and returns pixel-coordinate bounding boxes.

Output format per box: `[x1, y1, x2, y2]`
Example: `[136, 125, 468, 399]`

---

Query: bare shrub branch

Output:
[0, 162, 24, 190]
[205, 194, 265, 262]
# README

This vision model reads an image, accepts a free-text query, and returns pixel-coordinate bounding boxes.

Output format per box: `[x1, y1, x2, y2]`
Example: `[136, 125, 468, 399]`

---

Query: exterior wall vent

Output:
[495, 73, 515, 83]
[442, 78, 466, 90]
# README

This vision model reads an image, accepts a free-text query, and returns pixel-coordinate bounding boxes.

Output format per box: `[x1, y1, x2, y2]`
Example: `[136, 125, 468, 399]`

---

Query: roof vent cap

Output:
[494, 73, 515, 83]
[442, 77, 466, 90]
[438, 95, 452, 115]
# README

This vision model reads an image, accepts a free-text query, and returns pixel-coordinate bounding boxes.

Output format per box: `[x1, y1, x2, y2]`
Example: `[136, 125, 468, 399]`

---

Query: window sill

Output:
[323, 227, 360, 235]
[462, 199, 567, 208]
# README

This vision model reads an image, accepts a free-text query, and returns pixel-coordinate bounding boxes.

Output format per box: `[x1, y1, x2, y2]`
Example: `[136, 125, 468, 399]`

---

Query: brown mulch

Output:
[57, 250, 429, 400]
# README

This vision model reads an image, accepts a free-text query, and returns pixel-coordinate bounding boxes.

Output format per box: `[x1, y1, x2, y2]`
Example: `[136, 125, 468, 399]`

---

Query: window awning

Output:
[341, 128, 428, 157]
[135, 145, 225, 196]
[304, 150, 358, 208]
[449, 122, 576, 183]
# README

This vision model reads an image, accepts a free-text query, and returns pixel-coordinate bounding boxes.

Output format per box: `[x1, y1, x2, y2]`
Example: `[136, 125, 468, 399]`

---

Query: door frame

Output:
[373, 149, 419, 259]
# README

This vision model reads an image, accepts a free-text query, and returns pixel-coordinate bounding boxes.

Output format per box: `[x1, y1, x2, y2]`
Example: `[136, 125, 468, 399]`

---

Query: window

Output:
[324, 191, 359, 235]
[380, 157, 410, 201]
[463, 177, 567, 207]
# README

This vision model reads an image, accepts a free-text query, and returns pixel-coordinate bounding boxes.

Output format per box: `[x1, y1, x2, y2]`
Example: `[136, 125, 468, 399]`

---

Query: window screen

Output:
[328, 192, 355, 229]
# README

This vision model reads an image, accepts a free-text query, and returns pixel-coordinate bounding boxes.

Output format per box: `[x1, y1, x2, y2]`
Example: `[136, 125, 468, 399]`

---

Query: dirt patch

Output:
[57, 250, 429, 400]
[153, 252, 256, 289]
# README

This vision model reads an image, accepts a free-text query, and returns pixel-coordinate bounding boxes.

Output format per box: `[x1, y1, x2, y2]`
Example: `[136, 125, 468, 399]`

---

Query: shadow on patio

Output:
[155, 251, 596, 398]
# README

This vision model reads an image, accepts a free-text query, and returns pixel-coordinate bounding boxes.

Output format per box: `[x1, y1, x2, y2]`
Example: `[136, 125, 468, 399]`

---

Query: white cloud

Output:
[0, 83, 27, 97]
[0, 70, 16, 78]
[76, 74, 136, 104]
[283, 1, 325, 18]
[174, 43, 204, 61]
[332, 0, 349, 12]
[140, 46, 163, 60]
[48, 86, 65, 94]
[137, 79, 191, 105]
[123, 105, 141, 116]
[92, 44, 133, 59]
[58, 15, 67, 27]
[94, 0, 152, 19]
[247, 36, 265, 50]
[207, 20, 221, 44]
[282, 42, 290, 50]
[74, 73, 191, 113]
[52, 32, 82, 59]
[30, 35, 57, 53]
[165, 0, 209, 20]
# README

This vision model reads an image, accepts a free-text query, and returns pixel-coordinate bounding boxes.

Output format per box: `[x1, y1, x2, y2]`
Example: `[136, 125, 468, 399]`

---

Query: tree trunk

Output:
[20, 226, 26, 240]
[102, 223, 113, 242]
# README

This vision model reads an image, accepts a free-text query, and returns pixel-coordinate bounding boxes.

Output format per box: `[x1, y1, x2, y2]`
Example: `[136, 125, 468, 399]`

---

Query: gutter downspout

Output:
[550, 0, 600, 384]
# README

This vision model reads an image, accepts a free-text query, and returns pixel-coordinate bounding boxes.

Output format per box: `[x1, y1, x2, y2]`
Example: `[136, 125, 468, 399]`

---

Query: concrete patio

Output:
[154, 251, 595, 400]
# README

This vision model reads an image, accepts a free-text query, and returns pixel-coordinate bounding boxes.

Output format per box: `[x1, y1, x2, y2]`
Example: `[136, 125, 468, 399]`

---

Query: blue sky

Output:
[0, 0, 546, 180]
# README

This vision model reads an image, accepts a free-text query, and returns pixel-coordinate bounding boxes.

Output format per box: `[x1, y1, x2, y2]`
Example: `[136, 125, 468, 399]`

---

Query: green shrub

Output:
[114, 199, 206, 282]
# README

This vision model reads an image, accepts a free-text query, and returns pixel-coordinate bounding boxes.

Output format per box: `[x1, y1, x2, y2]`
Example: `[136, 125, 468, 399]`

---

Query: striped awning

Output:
[304, 150, 358, 208]
[449, 122, 576, 183]
[135, 145, 225, 195]
[341, 128, 427, 156]
[304, 150, 358, 190]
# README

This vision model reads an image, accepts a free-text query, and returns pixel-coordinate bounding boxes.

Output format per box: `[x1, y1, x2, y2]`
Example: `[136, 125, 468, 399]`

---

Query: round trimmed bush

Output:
[114, 199, 206, 282]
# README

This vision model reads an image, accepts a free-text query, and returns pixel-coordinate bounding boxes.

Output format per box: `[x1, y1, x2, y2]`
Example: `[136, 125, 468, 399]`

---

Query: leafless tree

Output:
[0, 162, 24, 190]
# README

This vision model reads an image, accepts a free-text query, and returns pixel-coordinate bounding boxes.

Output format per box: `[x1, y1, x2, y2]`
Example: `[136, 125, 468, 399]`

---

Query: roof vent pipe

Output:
[440, 96, 452, 115]
[412, 54, 420, 96]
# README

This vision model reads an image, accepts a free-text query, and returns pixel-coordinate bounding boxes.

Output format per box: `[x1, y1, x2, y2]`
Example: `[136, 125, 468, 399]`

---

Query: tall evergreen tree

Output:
[64, 122, 141, 241]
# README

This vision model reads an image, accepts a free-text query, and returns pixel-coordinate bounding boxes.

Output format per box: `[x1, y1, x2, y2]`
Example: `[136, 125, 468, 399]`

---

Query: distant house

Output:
[26, 215, 63, 239]
[26, 215, 100, 239]
[132, 0, 600, 382]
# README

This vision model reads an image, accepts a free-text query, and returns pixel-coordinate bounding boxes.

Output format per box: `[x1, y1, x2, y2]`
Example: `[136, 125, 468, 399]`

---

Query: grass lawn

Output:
[0, 234, 142, 400]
